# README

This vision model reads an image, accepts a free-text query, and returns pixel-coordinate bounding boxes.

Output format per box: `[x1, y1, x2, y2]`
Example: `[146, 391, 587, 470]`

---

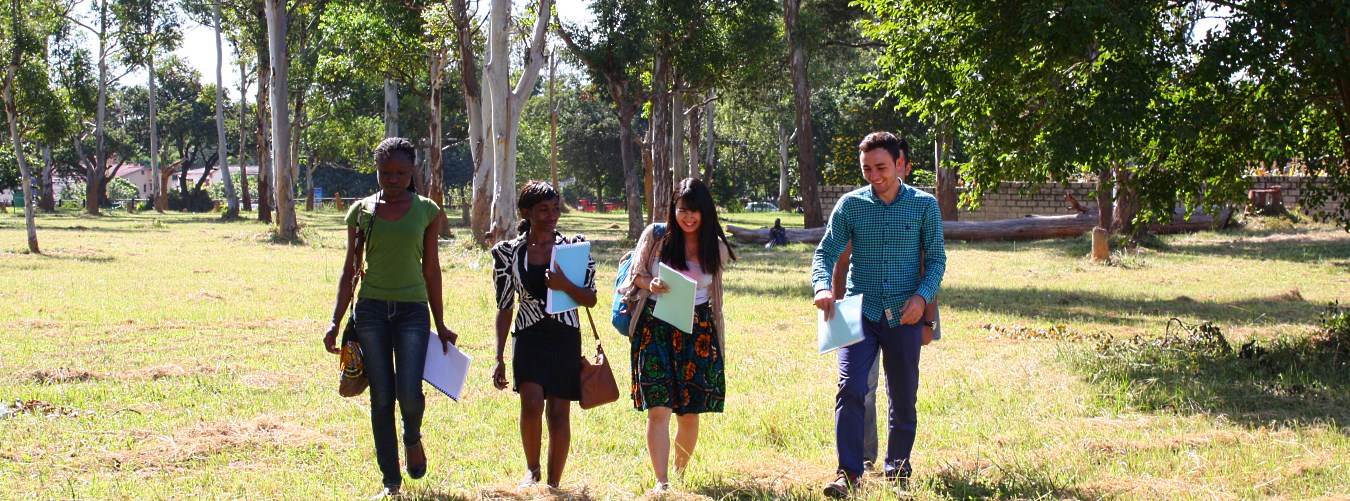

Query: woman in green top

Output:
[323, 137, 459, 499]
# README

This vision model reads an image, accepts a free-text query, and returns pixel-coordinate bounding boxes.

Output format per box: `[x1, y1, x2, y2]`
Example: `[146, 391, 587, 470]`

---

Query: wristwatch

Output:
[921, 320, 935, 328]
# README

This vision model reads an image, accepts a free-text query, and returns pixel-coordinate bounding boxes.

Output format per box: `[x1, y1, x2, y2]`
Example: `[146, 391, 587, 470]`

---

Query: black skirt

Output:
[512, 317, 582, 401]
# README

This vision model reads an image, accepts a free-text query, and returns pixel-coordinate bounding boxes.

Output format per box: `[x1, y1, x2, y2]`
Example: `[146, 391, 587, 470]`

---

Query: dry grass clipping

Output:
[112, 415, 331, 469]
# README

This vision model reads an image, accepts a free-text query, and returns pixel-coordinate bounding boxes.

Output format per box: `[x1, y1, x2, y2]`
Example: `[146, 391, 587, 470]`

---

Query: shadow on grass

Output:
[924, 460, 1102, 501]
[943, 285, 1324, 327]
[1065, 319, 1350, 433]
[692, 477, 830, 501]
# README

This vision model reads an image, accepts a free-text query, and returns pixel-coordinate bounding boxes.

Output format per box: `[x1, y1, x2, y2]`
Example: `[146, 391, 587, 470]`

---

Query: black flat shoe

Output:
[406, 441, 427, 480]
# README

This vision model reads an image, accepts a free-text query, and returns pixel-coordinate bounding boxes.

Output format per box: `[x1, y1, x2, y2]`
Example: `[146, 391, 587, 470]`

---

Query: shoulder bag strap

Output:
[348, 196, 378, 316]
[583, 307, 604, 355]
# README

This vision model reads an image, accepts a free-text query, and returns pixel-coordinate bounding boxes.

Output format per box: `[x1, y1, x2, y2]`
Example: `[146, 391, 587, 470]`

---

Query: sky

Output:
[170, 0, 594, 96]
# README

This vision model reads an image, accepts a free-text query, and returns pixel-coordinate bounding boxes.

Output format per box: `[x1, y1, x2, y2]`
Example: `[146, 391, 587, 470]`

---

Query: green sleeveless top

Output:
[344, 194, 441, 302]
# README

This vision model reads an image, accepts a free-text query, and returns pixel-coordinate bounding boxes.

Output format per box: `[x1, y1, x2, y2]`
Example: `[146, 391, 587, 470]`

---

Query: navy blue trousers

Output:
[835, 319, 922, 476]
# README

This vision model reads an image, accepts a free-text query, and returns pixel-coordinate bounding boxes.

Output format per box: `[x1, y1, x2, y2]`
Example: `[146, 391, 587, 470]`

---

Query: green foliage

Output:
[1320, 301, 1349, 345]
[106, 177, 138, 201]
[856, 0, 1350, 229]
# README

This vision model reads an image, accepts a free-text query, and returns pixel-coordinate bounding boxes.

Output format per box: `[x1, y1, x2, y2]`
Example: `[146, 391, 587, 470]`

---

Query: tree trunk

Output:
[784, 0, 823, 228]
[618, 106, 642, 238]
[483, 0, 552, 244]
[149, 53, 161, 211]
[254, 59, 272, 223]
[428, 49, 446, 209]
[39, 145, 55, 212]
[672, 80, 686, 181]
[305, 153, 315, 211]
[264, 0, 297, 239]
[1095, 165, 1113, 233]
[214, 0, 239, 219]
[238, 62, 251, 211]
[649, 53, 672, 225]
[703, 87, 715, 183]
[778, 123, 793, 211]
[452, 0, 491, 246]
[4, 30, 39, 252]
[934, 124, 958, 221]
[548, 52, 561, 204]
[88, 0, 109, 216]
[384, 79, 398, 137]
[687, 97, 700, 180]
[1112, 164, 1139, 236]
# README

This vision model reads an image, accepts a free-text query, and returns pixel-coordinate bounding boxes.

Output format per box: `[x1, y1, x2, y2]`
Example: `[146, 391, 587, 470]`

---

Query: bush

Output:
[167, 188, 214, 212]
[909, 169, 936, 187]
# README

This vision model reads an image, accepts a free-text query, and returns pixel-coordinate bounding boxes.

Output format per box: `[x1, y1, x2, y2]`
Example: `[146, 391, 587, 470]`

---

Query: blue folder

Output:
[546, 241, 591, 314]
[818, 294, 865, 354]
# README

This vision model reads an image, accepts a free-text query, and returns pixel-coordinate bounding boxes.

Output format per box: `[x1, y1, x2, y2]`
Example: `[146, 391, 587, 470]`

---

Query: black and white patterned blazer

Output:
[490, 231, 597, 333]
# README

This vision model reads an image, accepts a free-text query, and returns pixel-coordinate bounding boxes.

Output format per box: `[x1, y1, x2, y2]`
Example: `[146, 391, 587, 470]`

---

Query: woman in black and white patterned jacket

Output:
[489, 180, 597, 488]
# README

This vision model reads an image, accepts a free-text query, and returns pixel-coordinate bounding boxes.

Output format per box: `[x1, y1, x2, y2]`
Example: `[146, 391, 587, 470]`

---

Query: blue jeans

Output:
[835, 319, 922, 476]
[354, 299, 430, 488]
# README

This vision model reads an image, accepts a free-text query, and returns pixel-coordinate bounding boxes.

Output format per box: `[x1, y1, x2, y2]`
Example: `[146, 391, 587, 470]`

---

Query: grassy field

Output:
[0, 207, 1347, 500]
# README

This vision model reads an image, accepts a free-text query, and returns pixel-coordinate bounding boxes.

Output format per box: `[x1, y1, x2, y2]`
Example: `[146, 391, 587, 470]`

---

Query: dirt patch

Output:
[28, 368, 104, 384]
[983, 323, 1103, 342]
[1, 399, 97, 419]
[478, 485, 597, 500]
[1271, 288, 1304, 302]
[111, 415, 332, 468]
[121, 364, 218, 380]
[1079, 431, 1253, 455]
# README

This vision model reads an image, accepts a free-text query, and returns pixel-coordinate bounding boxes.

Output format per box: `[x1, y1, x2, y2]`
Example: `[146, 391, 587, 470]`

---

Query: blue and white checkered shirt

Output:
[811, 184, 946, 327]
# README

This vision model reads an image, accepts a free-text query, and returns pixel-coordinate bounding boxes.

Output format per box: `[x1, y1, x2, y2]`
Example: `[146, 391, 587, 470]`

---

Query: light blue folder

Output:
[546, 241, 592, 314]
[818, 294, 865, 354]
[653, 262, 697, 333]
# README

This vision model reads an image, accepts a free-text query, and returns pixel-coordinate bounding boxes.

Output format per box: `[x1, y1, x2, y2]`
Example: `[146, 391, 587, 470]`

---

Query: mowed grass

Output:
[0, 207, 1347, 500]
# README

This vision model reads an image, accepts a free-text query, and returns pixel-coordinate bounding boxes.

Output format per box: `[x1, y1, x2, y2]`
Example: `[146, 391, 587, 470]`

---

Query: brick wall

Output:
[819, 176, 1342, 222]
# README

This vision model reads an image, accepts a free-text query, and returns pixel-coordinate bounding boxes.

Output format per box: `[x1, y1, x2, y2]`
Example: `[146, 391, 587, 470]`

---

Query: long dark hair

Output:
[515, 180, 559, 234]
[659, 177, 736, 276]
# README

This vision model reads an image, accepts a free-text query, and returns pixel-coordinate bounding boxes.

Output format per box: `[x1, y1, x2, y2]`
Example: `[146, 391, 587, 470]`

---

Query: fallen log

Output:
[726, 207, 1232, 244]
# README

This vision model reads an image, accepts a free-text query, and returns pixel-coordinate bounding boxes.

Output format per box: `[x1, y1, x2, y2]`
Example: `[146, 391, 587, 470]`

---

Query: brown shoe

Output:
[406, 441, 426, 479]
[823, 471, 860, 499]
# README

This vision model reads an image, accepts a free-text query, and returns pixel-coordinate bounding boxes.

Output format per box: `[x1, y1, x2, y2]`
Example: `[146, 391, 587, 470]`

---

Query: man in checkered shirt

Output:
[811, 131, 946, 497]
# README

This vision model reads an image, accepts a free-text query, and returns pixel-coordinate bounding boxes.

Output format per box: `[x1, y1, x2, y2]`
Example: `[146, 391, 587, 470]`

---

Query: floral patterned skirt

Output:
[630, 301, 724, 414]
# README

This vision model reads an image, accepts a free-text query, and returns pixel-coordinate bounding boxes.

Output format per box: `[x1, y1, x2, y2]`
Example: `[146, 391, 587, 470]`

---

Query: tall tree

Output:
[556, 1, 650, 239]
[64, 0, 128, 215]
[1, 0, 48, 252]
[263, 0, 297, 238]
[451, 0, 551, 245]
[783, 0, 825, 227]
[114, 0, 180, 212]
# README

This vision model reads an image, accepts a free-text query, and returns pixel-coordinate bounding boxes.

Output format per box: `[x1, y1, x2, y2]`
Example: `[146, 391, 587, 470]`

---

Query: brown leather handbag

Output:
[579, 308, 620, 409]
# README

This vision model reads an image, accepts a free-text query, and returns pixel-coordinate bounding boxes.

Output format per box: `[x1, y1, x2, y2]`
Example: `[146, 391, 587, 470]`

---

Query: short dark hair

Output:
[374, 137, 416, 166]
[858, 131, 909, 163]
